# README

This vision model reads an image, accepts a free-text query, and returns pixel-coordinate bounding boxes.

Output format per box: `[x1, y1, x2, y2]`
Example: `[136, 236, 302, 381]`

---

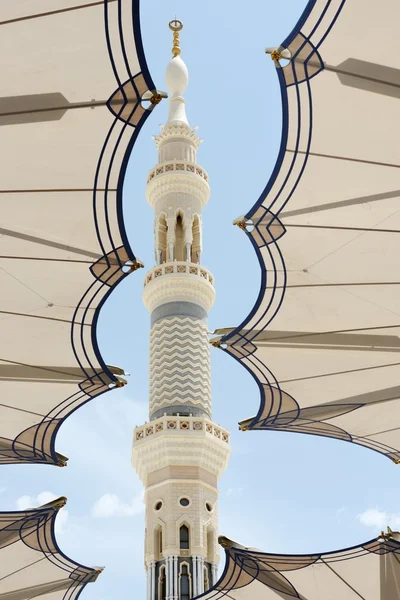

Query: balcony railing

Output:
[147, 160, 209, 184]
[134, 415, 229, 444]
[144, 261, 214, 288]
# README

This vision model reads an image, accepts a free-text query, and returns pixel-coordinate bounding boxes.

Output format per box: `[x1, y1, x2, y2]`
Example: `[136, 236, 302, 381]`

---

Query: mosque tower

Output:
[132, 20, 231, 600]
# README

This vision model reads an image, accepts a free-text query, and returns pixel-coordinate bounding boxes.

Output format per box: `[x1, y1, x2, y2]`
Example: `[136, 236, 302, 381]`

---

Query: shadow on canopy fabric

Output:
[212, 0, 400, 463]
[0, 1, 161, 465]
[0, 497, 102, 600]
[199, 533, 400, 600]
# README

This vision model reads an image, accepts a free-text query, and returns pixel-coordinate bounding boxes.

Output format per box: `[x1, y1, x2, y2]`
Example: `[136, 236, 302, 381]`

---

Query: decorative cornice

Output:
[155, 123, 201, 149]
[143, 263, 215, 313]
[147, 160, 208, 184]
[132, 416, 231, 483]
[144, 261, 214, 287]
[146, 164, 210, 210]
[134, 415, 229, 443]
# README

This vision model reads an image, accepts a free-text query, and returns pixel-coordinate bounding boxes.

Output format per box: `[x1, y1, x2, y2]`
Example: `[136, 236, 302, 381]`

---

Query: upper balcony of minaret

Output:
[142, 260, 215, 314]
[155, 121, 201, 163]
[146, 158, 210, 213]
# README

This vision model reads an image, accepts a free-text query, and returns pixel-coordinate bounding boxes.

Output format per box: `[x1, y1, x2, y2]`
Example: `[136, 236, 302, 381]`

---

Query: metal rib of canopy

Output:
[0, 1, 160, 465]
[0, 497, 102, 600]
[213, 0, 400, 462]
[200, 533, 400, 600]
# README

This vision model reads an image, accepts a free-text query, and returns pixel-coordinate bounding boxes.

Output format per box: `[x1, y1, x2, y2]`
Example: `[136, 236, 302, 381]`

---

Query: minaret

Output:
[132, 20, 231, 600]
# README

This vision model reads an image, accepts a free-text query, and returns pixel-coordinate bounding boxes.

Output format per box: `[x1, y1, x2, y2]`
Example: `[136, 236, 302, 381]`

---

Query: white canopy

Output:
[0, 1, 159, 465]
[215, 0, 400, 462]
[200, 533, 400, 600]
[0, 497, 101, 600]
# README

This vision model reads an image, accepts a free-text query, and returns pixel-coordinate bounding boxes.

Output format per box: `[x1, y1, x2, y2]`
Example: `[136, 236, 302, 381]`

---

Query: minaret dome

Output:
[165, 20, 189, 125]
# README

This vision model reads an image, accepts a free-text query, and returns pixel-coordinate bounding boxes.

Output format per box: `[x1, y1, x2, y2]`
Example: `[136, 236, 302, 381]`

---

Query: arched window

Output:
[154, 525, 163, 560]
[191, 215, 201, 263]
[158, 565, 166, 600]
[207, 528, 215, 563]
[179, 563, 191, 600]
[204, 565, 210, 592]
[157, 214, 167, 264]
[179, 525, 189, 549]
[175, 213, 185, 261]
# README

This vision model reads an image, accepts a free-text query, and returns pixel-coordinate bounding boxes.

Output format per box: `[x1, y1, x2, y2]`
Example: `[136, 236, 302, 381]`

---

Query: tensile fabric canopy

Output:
[214, 0, 400, 463]
[0, 497, 102, 600]
[200, 533, 400, 600]
[0, 0, 160, 465]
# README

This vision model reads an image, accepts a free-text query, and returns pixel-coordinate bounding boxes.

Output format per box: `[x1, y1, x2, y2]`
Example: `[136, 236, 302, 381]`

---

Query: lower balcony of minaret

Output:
[132, 415, 230, 484]
[142, 261, 215, 314]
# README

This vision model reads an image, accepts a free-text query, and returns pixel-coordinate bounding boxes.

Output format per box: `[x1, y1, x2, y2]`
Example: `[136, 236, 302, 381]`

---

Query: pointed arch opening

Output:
[158, 564, 166, 600]
[175, 212, 185, 261]
[179, 524, 190, 550]
[157, 213, 168, 264]
[207, 527, 215, 563]
[191, 215, 201, 263]
[179, 562, 192, 600]
[203, 565, 210, 592]
[154, 524, 163, 560]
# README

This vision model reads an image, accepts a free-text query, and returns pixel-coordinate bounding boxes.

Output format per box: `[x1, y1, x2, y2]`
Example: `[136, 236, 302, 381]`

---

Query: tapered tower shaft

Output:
[132, 21, 230, 600]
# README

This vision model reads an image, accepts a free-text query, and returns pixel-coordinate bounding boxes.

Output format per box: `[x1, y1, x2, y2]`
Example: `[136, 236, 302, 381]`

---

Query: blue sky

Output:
[2, 1, 399, 598]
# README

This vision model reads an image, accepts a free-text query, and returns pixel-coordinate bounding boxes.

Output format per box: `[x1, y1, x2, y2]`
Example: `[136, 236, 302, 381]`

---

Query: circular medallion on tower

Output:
[178, 496, 191, 507]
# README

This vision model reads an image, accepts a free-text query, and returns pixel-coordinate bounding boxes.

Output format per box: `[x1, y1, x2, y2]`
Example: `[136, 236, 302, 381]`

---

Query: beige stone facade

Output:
[144, 478, 219, 561]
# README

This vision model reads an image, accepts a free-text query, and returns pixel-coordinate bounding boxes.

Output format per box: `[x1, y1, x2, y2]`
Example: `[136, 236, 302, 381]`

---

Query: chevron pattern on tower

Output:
[149, 316, 211, 415]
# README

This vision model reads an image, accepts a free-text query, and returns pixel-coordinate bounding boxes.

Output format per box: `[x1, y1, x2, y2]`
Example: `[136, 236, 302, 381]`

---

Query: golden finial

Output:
[169, 19, 183, 57]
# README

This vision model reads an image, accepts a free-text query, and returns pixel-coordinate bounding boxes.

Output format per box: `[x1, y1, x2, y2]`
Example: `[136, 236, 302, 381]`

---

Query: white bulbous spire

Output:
[166, 20, 189, 125]
[166, 56, 188, 97]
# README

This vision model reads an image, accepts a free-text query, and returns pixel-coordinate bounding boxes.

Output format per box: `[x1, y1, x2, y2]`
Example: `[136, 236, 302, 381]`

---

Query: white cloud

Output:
[57, 392, 148, 492]
[95, 393, 148, 437]
[16, 491, 68, 534]
[91, 492, 144, 518]
[357, 508, 400, 530]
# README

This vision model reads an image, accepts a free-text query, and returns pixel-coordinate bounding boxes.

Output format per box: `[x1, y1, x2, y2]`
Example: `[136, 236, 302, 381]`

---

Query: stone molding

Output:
[132, 416, 231, 483]
[142, 264, 215, 313]
[144, 261, 214, 288]
[146, 165, 210, 210]
[134, 415, 229, 443]
[147, 160, 209, 185]
[147, 466, 218, 489]
[154, 123, 201, 149]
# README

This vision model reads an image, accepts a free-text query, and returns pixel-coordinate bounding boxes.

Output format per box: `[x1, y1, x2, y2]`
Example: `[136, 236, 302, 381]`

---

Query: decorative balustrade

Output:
[147, 160, 209, 184]
[144, 261, 214, 288]
[134, 416, 229, 444]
